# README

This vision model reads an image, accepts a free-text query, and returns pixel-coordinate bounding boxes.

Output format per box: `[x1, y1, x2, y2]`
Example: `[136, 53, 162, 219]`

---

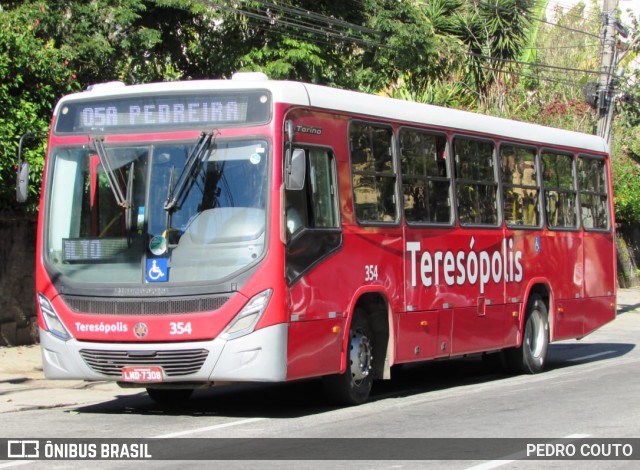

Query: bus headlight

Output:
[221, 289, 272, 340]
[38, 293, 72, 341]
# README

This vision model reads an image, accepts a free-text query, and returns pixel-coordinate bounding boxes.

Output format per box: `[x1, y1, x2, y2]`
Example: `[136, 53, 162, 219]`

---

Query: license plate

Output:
[121, 366, 163, 383]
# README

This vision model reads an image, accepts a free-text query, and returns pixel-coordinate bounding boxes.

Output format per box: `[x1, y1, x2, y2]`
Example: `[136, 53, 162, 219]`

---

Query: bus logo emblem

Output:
[134, 323, 148, 338]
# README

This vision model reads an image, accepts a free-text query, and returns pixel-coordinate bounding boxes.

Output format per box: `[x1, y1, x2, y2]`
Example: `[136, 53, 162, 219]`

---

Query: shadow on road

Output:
[617, 303, 640, 314]
[547, 341, 635, 367]
[71, 340, 635, 419]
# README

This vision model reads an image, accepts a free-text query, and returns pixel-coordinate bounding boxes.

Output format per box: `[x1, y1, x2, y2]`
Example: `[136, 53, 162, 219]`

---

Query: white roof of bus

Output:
[55, 77, 608, 154]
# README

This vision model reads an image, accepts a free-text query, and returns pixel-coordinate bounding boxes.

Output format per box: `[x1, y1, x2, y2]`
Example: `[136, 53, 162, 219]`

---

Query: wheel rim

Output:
[526, 311, 546, 359]
[349, 328, 372, 385]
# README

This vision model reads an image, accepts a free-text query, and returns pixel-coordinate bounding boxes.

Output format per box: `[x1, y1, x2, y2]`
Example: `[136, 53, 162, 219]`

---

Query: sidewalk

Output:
[616, 286, 640, 314]
[2, 288, 640, 413]
[0, 346, 141, 413]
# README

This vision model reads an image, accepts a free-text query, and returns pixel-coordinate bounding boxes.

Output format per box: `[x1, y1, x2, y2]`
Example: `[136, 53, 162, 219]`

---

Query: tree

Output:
[0, 2, 79, 211]
[5, 0, 637, 221]
[612, 11, 640, 225]
[222, 0, 375, 88]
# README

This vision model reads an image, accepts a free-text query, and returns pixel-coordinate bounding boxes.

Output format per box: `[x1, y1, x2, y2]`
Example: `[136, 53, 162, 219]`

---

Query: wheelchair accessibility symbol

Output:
[146, 258, 168, 282]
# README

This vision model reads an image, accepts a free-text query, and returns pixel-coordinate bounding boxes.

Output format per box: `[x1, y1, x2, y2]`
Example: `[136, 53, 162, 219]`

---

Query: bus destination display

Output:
[55, 91, 270, 134]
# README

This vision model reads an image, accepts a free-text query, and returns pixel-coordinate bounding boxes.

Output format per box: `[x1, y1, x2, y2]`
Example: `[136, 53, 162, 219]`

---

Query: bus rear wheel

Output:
[323, 309, 374, 405]
[146, 388, 194, 405]
[506, 294, 549, 374]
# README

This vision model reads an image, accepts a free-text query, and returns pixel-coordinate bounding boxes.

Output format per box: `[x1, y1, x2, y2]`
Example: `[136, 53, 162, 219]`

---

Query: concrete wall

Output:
[0, 212, 38, 346]
[617, 224, 640, 288]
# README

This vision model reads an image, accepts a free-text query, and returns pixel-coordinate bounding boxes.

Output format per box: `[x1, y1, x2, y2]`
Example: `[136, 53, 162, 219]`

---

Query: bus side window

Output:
[285, 148, 339, 241]
[453, 137, 498, 226]
[349, 122, 397, 223]
[542, 151, 577, 229]
[578, 156, 609, 230]
[500, 144, 540, 227]
[286, 186, 308, 238]
[399, 129, 451, 224]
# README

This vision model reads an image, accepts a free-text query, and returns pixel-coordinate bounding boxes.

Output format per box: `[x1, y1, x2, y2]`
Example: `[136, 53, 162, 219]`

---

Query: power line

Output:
[477, 63, 592, 88]
[467, 52, 605, 77]
[475, 0, 602, 40]
[193, 0, 606, 87]
[250, 0, 379, 36]
[528, 14, 602, 40]
[198, 0, 604, 58]
[194, 0, 386, 49]
[522, 43, 600, 51]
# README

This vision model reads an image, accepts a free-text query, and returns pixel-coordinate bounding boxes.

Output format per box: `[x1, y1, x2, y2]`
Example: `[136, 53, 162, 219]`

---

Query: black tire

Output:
[146, 388, 194, 405]
[323, 309, 374, 405]
[505, 294, 549, 374]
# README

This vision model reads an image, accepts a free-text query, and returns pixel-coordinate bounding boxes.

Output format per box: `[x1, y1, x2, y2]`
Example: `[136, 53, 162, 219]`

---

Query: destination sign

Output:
[63, 237, 129, 262]
[54, 91, 271, 134]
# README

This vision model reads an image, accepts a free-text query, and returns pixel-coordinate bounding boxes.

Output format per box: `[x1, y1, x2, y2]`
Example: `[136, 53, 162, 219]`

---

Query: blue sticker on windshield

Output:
[146, 258, 168, 283]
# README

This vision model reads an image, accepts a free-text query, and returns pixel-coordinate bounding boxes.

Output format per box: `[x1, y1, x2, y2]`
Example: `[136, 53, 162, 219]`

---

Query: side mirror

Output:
[16, 161, 30, 203]
[15, 130, 47, 203]
[285, 148, 306, 191]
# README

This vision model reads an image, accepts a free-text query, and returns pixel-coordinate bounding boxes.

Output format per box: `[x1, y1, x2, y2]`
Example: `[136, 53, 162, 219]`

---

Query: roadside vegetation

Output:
[1, 0, 639, 222]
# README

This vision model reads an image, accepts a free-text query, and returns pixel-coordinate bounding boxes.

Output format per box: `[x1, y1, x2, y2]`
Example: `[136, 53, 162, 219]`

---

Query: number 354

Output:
[170, 322, 192, 335]
[365, 265, 379, 281]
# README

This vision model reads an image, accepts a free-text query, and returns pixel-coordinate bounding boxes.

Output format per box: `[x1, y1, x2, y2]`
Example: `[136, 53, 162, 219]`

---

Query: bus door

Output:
[579, 155, 616, 335]
[448, 232, 507, 355]
[399, 129, 453, 361]
[500, 143, 542, 347]
[540, 150, 584, 339]
[449, 137, 507, 355]
[284, 145, 345, 380]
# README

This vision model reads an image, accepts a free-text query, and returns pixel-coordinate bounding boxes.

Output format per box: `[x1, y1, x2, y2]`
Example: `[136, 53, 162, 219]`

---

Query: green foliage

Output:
[0, 2, 79, 211]
[612, 153, 640, 224]
[388, 73, 478, 109]
[608, 7, 640, 225]
[613, 65, 640, 225]
[474, 1, 599, 133]
[454, 0, 535, 95]
[240, 37, 326, 82]
[1, 0, 639, 226]
[369, 0, 537, 108]
[227, 0, 371, 88]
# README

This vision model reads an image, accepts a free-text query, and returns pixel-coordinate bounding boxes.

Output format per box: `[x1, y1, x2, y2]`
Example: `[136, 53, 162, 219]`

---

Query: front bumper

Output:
[39, 323, 288, 384]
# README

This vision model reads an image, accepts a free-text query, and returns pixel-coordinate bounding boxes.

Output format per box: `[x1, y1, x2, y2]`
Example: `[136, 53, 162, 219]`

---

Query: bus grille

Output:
[79, 349, 209, 377]
[61, 294, 230, 315]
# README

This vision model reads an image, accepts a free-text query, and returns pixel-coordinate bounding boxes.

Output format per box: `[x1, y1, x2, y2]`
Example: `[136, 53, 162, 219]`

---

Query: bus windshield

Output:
[45, 138, 269, 285]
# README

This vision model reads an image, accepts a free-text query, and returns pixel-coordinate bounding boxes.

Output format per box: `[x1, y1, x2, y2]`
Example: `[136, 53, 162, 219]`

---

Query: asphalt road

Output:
[1, 292, 639, 469]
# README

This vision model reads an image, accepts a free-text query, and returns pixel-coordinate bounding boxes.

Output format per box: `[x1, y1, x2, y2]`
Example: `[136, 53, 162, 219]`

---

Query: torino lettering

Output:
[407, 237, 523, 294]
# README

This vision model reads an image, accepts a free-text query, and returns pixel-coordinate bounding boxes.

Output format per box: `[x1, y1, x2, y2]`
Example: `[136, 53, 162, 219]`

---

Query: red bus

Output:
[27, 73, 616, 405]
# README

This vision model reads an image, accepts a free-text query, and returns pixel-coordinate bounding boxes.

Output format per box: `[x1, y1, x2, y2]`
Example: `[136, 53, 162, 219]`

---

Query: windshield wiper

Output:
[92, 136, 129, 209]
[164, 131, 216, 212]
[125, 160, 134, 242]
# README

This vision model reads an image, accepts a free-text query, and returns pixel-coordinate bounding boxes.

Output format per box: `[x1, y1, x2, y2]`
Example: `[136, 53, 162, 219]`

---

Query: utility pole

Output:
[597, 0, 618, 143]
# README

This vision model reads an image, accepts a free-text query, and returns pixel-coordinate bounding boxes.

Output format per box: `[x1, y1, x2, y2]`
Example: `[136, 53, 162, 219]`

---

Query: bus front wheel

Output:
[506, 294, 549, 374]
[323, 309, 374, 405]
